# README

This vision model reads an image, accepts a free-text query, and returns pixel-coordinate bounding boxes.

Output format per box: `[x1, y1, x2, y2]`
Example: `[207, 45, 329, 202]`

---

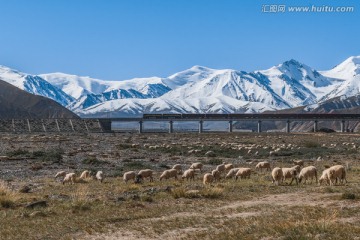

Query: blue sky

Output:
[1, 0, 359, 80]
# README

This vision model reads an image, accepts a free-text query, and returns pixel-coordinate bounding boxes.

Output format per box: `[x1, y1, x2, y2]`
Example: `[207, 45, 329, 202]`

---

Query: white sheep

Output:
[189, 162, 203, 172]
[255, 161, 271, 172]
[319, 168, 331, 185]
[223, 163, 233, 171]
[271, 167, 283, 185]
[159, 169, 178, 181]
[181, 169, 195, 181]
[328, 165, 347, 185]
[281, 167, 298, 185]
[298, 166, 317, 184]
[62, 173, 76, 185]
[123, 171, 136, 183]
[292, 165, 301, 174]
[136, 169, 154, 182]
[79, 170, 91, 179]
[211, 169, 221, 181]
[293, 160, 304, 167]
[95, 171, 104, 183]
[55, 171, 66, 178]
[203, 173, 214, 185]
[172, 164, 182, 174]
[235, 168, 251, 180]
[225, 168, 240, 179]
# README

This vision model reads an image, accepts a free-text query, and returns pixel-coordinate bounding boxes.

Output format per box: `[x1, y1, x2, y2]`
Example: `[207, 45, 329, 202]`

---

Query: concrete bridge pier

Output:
[341, 120, 346, 133]
[257, 120, 262, 133]
[139, 121, 143, 133]
[199, 120, 203, 133]
[229, 120, 233, 133]
[314, 120, 318, 132]
[169, 120, 174, 133]
[286, 120, 291, 133]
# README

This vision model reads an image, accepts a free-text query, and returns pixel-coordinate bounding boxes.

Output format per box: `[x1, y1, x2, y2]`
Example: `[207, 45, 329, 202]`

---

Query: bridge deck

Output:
[0, 114, 358, 133]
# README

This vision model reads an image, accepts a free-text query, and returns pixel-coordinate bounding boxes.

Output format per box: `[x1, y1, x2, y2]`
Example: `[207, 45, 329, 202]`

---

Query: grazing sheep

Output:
[328, 165, 347, 185]
[224, 163, 234, 171]
[172, 164, 182, 174]
[62, 173, 76, 185]
[79, 170, 91, 179]
[282, 167, 298, 185]
[203, 173, 214, 185]
[55, 171, 66, 178]
[159, 169, 178, 181]
[292, 165, 301, 174]
[182, 169, 195, 181]
[189, 162, 204, 172]
[215, 164, 226, 173]
[298, 166, 317, 184]
[211, 169, 221, 181]
[319, 168, 331, 185]
[255, 161, 271, 172]
[123, 171, 136, 183]
[293, 160, 304, 167]
[225, 168, 240, 179]
[271, 167, 283, 185]
[136, 169, 154, 182]
[235, 168, 251, 180]
[95, 171, 104, 183]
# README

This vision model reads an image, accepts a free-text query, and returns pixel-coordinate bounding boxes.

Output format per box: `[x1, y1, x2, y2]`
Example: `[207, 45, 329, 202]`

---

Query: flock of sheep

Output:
[55, 170, 104, 184]
[54, 159, 347, 187]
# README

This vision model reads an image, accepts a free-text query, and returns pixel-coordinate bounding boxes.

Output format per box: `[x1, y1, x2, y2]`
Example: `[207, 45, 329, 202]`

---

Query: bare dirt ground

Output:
[0, 132, 360, 239]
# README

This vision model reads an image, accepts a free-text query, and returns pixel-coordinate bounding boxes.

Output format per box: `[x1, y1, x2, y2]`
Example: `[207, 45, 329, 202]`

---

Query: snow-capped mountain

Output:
[320, 56, 360, 101]
[2, 55, 360, 117]
[160, 67, 290, 108]
[40, 73, 172, 109]
[69, 65, 293, 116]
[259, 59, 335, 107]
[0, 66, 73, 106]
[75, 96, 278, 117]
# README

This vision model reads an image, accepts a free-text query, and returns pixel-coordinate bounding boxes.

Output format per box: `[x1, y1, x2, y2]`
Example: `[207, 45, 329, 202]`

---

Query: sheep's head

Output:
[135, 174, 143, 183]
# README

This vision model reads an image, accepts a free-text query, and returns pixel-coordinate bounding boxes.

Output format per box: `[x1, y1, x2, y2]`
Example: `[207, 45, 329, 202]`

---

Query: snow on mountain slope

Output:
[161, 67, 289, 109]
[75, 95, 277, 117]
[259, 59, 334, 107]
[40, 73, 110, 99]
[319, 56, 360, 101]
[0, 66, 73, 106]
[41, 73, 175, 98]
[41, 73, 172, 108]
[321, 56, 360, 81]
[4, 55, 360, 117]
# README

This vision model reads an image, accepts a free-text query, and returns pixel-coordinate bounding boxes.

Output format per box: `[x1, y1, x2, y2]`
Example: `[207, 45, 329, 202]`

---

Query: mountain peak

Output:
[0, 65, 23, 76]
[342, 55, 360, 65]
[282, 59, 303, 68]
[321, 55, 360, 81]
[189, 65, 212, 72]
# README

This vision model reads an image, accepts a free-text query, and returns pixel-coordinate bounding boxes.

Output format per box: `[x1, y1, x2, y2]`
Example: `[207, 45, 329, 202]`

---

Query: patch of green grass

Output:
[123, 161, 150, 170]
[341, 192, 356, 200]
[304, 141, 321, 148]
[7, 149, 30, 158]
[37, 148, 64, 163]
[82, 157, 106, 165]
[208, 158, 222, 165]
[116, 143, 133, 150]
